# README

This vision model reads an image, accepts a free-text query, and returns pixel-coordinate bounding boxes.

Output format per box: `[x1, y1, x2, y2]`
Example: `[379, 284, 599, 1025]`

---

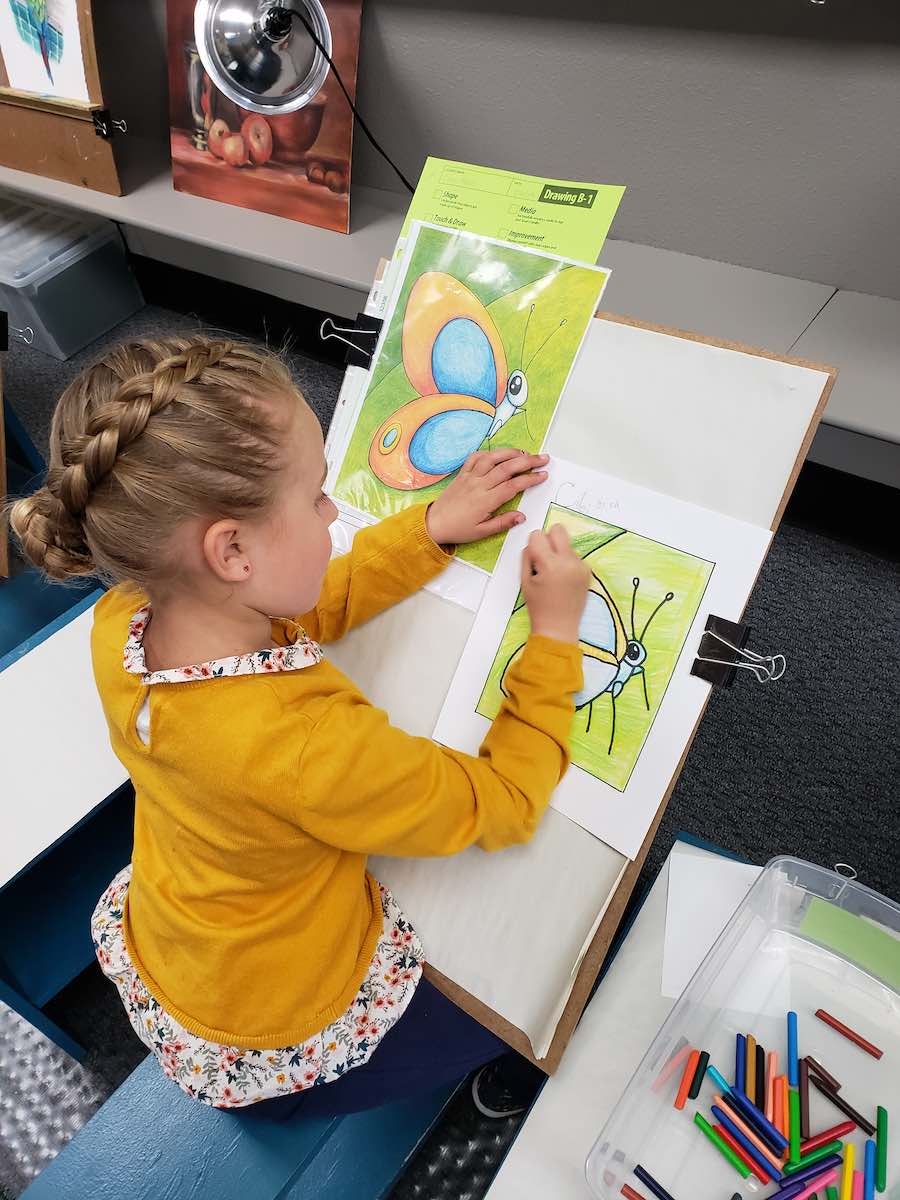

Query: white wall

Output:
[97, 1, 900, 299]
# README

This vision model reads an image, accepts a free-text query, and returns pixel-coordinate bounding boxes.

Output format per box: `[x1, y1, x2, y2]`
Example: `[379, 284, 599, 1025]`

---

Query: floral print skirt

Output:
[91, 865, 424, 1108]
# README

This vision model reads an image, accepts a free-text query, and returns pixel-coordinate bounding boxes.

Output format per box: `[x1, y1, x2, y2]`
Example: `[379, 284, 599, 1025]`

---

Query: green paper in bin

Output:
[800, 898, 900, 993]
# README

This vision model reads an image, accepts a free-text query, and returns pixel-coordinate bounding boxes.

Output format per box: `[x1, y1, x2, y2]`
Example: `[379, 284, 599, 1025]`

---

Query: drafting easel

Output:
[325, 305, 836, 1072]
[0, 0, 121, 194]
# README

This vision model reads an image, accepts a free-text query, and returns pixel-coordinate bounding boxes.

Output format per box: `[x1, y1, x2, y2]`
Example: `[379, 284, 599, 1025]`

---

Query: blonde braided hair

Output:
[9, 336, 299, 589]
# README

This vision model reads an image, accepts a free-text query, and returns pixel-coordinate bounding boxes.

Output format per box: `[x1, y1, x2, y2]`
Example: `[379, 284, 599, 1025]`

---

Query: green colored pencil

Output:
[785, 1141, 845, 1174]
[827, 1187, 840, 1200]
[694, 1111, 752, 1179]
[876, 1106, 888, 1193]
[789, 1089, 802, 1164]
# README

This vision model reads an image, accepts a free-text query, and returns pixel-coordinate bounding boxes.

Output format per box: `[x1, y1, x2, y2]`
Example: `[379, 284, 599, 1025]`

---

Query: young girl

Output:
[10, 336, 589, 1119]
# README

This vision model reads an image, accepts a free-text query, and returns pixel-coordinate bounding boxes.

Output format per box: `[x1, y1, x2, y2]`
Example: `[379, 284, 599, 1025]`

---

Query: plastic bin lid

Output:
[0, 193, 113, 289]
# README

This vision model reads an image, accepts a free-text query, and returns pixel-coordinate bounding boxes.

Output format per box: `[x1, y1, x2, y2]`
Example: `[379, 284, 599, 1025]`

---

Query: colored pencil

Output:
[863, 1140, 877, 1200]
[814, 1010, 883, 1060]
[801, 1123, 856, 1156]
[766, 1052, 778, 1122]
[747, 1034, 758, 1101]
[715, 1092, 788, 1171]
[713, 1104, 784, 1181]
[709, 1064, 732, 1095]
[785, 1142, 845, 1174]
[774, 1074, 784, 1136]
[727, 1084, 791, 1154]
[875, 1106, 887, 1193]
[652, 1038, 691, 1092]
[756, 1044, 766, 1111]
[790, 1090, 802, 1164]
[675, 1049, 701, 1110]
[695, 1113, 753, 1179]
[788, 1012, 799, 1087]
[805, 1056, 841, 1093]
[827, 1187, 840, 1200]
[810, 1077, 876, 1136]
[783, 1077, 791, 1140]
[736, 1034, 747, 1092]
[622, 1186, 650, 1200]
[715, 1122, 772, 1183]
[800, 1059, 811, 1140]
[689, 1050, 711, 1100]
[791, 1170, 839, 1200]
[634, 1163, 677, 1200]
[779, 1157, 844, 1191]
[842, 1142, 856, 1200]
[852, 1170, 864, 1200]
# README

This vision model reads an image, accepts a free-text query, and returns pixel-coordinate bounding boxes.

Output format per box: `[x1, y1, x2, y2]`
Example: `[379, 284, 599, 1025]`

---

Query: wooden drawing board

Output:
[0, 0, 121, 194]
[325, 310, 835, 1073]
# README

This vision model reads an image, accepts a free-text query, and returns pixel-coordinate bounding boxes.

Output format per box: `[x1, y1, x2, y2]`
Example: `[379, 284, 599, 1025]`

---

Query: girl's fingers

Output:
[478, 510, 527, 539]
[469, 447, 523, 476]
[497, 471, 546, 502]
[547, 523, 571, 553]
[484, 452, 548, 487]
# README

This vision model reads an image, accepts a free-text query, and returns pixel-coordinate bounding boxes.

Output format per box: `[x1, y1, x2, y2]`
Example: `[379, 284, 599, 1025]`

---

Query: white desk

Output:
[487, 841, 720, 1199]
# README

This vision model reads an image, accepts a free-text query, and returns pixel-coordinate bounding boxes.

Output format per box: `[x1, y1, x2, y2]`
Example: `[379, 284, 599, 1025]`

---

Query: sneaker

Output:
[471, 1061, 529, 1119]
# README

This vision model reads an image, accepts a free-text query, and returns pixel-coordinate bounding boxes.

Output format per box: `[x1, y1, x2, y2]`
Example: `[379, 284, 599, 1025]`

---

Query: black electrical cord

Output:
[265, 5, 416, 195]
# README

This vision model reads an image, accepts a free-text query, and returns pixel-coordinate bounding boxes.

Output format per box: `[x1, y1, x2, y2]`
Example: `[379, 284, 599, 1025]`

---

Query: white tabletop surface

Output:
[487, 840, 721, 1199]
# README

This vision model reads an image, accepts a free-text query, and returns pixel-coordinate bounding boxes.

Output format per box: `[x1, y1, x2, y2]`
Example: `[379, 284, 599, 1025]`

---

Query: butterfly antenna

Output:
[641, 669, 650, 711]
[519, 304, 536, 369]
[640, 591, 675, 641]
[522, 407, 534, 441]
[630, 577, 640, 640]
[525, 318, 567, 371]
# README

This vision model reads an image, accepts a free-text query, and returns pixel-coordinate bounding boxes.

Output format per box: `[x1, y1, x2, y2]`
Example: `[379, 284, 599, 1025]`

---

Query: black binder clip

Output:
[691, 615, 785, 687]
[319, 314, 383, 369]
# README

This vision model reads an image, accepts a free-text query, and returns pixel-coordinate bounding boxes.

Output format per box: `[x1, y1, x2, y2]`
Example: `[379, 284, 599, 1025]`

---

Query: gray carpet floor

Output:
[4, 305, 898, 1198]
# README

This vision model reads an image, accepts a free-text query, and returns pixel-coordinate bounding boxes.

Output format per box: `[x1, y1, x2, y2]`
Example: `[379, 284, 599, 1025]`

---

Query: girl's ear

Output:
[202, 519, 251, 583]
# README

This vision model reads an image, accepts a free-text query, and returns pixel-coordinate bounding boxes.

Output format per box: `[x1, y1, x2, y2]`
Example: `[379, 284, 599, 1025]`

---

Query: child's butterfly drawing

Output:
[501, 565, 674, 754]
[368, 271, 566, 491]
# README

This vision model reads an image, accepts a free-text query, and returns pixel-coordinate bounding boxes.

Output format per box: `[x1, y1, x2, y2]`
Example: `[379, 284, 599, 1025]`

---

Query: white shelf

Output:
[0, 138, 408, 296]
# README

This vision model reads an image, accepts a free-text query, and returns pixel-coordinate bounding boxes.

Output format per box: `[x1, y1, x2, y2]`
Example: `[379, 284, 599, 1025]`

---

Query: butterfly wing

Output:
[402, 272, 508, 405]
[369, 393, 495, 490]
[579, 580, 627, 664]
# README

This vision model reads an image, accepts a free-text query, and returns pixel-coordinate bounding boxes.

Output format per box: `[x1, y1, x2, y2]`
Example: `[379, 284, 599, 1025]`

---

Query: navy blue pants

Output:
[242, 978, 518, 1120]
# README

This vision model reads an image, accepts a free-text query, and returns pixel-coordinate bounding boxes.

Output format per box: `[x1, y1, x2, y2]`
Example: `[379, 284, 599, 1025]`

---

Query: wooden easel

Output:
[0, 0, 121, 194]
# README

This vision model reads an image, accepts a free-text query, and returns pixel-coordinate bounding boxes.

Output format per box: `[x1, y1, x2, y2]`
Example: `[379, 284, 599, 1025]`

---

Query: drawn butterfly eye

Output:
[506, 370, 528, 408]
[625, 640, 646, 666]
[378, 424, 401, 453]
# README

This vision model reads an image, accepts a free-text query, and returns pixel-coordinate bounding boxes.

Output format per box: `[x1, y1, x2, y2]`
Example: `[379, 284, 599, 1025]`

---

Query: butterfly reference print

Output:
[368, 271, 566, 491]
[502, 539, 675, 754]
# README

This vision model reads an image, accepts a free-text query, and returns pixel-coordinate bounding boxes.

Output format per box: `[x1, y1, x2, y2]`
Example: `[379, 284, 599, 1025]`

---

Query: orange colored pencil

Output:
[782, 1076, 791, 1139]
[774, 1074, 784, 1134]
[675, 1048, 701, 1110]
[746, 1034, 757, 1101]
[714, 1092, 788, 1172]
[766, 1051, 778, 1121]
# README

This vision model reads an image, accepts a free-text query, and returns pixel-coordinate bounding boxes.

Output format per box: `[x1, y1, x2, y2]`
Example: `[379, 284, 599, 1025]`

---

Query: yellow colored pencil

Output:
[842, 1142, 856, 1200]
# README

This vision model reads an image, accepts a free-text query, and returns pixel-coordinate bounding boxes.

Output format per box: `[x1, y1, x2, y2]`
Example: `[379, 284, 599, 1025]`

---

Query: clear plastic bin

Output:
[0, 193, 143, 359]
[587, 857, 899, 1200]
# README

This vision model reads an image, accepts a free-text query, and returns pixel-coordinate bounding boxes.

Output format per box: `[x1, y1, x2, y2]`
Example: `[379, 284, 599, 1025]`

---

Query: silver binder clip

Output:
[319, 314, 382, 368]
[694, 629, 785, 683]
[11, 324, 35, 345]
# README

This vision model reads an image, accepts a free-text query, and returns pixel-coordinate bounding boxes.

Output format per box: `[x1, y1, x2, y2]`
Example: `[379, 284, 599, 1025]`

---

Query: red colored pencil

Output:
[675, 1049, 701, 1110]
[814, 1010, 883, 1060]
[715, 1122, 772, 1183]
[622, 1186, 650, 1200]
[805, 1056, 841, 1092]
[801, 1121, 856, 1156]
[652, 1040, 692, 1092]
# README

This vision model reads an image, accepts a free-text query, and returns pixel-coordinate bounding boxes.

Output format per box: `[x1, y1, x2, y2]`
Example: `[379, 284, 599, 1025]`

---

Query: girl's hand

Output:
[425, 449, 549, 547]
[521, 525, 591, 644]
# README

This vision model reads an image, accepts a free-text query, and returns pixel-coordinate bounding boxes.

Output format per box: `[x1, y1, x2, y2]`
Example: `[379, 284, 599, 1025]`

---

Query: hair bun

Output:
[8, 487, 95, 581]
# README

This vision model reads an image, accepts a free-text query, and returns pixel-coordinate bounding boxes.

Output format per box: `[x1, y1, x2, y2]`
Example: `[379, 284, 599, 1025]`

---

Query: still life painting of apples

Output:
[166, 0, 362, 233]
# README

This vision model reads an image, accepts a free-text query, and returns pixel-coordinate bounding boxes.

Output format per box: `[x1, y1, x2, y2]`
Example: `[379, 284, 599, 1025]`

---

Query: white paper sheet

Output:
[661, 843, 762, 999]
[434, 459, 772, 859]
[0, 0, 90, 102]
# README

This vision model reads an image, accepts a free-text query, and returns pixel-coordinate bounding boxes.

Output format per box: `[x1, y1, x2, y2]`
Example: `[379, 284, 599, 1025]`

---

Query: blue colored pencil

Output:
[736, 1034, 747, 1092]
[778, 1157, 844, 1191]
[788, 1011, 799, 1087]
[634, 1164, 677, 1200]
[707, 1063, 732, 1095]
[712, 1104, 784, 1181]
[863, 1140, 877, 1200]
[727, 1084, 791, 1155]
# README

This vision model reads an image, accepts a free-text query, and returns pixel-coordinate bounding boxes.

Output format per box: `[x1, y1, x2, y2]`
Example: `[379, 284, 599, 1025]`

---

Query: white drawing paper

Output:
[0, 0, 90, 102]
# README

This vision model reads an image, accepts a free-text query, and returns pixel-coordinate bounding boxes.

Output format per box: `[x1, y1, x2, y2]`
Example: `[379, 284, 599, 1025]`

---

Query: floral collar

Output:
[123, 604, 322, 686]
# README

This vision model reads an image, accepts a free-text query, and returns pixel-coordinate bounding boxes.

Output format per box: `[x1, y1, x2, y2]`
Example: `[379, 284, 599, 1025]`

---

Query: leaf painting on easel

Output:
[477, 503, 714, 791]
